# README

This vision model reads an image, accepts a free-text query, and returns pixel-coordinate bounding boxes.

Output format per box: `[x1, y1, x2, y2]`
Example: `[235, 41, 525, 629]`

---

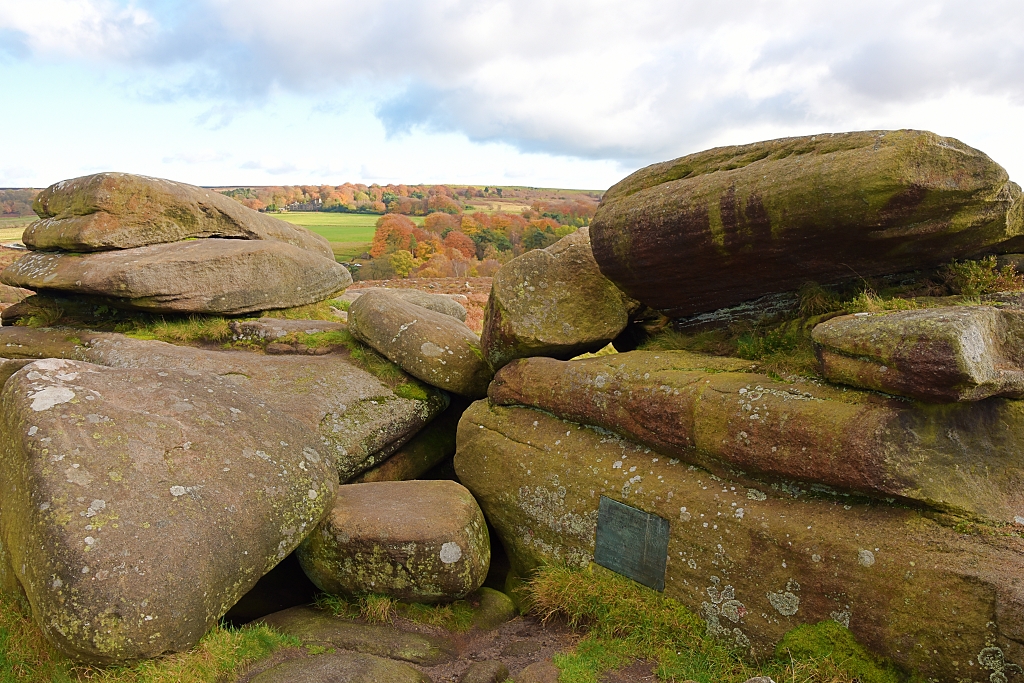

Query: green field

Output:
[0, 215, 34, 242]
[274, 212, 424, 261]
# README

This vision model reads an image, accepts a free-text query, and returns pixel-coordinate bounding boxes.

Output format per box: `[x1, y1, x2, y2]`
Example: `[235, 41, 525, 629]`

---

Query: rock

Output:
[349, 290, 492, 398]
[743, 679, 776, 683]
[0, 283, 31, 304]
[24, 172, 333, 259]
[351, 398, 465, 483]
[0, 239, 351, 315]
[0, 358, 338, 663]
[811, 306, 1024, 401]
[590, 130, 1023, 319]
[297, 480, 490, 602]
[248, 651, 431, 683]
[257, 605, 454, 665]
[488, 350, 1024, 524]
[469, 587, 516, 630]
[343, 289, 468, 321]
[460, 660, 510, 683]
[515, 660, 560, 683]
[481, 227, 639, 370]
[0, 328, 448, 481]
[265, 343, 295, 355]
[454, 400, 1024, 681]
[230, 317, 346, 343]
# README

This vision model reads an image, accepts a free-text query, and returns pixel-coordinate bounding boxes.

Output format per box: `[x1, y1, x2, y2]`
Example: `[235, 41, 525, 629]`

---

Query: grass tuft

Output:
[940, 255, 1024, 296]
[0, 592, 297, 683]
[527, 564, 912, 683]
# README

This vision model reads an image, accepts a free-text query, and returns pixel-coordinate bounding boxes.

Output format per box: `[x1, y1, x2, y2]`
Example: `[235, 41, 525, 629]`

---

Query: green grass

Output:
[273, 212, 426, 262]
[527, 564, 911, 683]
[0, 592, 298, 683]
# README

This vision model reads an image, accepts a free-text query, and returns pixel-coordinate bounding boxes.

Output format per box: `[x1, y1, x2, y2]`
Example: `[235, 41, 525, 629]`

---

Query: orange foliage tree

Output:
[370, 214, 417, 258]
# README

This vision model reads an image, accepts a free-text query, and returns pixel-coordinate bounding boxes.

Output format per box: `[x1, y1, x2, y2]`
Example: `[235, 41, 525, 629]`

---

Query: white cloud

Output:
[0, 0, 152, 59]
[4, 0, 1024, 181]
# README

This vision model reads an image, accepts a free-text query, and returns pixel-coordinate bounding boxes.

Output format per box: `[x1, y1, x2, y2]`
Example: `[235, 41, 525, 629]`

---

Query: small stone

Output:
[460, 660, 510, 683]
[265, 343, 295, 355]
[515, 659, 560, 683]
[297, 480, 490, 602]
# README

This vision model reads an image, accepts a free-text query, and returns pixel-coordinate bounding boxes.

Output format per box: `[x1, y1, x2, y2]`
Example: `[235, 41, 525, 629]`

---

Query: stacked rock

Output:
[457, 130, 1024, 682]
[0, 172, 352, 318]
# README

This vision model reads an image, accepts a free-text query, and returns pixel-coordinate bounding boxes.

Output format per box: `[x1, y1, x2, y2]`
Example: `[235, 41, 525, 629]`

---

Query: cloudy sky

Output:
[1, 0, 1023, 190]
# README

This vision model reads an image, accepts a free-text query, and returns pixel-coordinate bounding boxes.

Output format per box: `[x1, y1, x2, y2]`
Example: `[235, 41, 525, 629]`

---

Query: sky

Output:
[2, 0, 1024, 190]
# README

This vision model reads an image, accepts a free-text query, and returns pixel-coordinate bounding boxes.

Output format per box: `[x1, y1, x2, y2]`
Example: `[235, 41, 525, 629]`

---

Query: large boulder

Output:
[351, 398, 464, 483]
[455, 400, 1024, 681]
[590, 130, 1024, 319]
[24, 173, 333, 259]
[480, 227, 640, 370]
[343, 289, 468, 321]
[0, 358, 339, 663]
[488, 350, 1024, 524]
[0, 328, 448, 481]
[349, 290, 492, 398]
[297, 480, 490, 602]
[0, 239, 351, 315]
[812, 307, 1024, 402]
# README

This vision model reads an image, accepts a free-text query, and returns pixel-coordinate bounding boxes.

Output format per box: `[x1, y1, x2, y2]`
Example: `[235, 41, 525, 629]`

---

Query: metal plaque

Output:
[593, 496, 670, 591]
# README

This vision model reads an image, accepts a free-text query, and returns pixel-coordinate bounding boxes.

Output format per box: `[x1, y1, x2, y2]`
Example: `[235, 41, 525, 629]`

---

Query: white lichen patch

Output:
[439, 541, 463, 564]
[30, 386, 76, 412]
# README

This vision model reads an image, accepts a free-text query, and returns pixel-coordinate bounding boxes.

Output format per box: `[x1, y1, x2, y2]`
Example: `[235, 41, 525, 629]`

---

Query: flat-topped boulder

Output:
[349, 290, 492, 398]
[455, 400, 1024, 681]
[298, 480, 490, 602]
[258, 605, 454, 665]
[0, 357, 338, 663]
[590, 130, 1024, 319]
[342, 288, 468, 321]
[0, 239, 351, 315]
[0, 328, 448, 480]
[812, 306, 1024, 401]
[488, 350, 1024, 523]
[249, 651, 431, 683]
[24, 172, 334, 259]
[481, 227, 640, 370]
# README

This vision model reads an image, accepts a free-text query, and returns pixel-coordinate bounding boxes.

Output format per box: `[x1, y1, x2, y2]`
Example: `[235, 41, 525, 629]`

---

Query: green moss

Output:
[393, 381, 431, 401]
[776, 621, 907, 683]
[528, 564, 918, 683]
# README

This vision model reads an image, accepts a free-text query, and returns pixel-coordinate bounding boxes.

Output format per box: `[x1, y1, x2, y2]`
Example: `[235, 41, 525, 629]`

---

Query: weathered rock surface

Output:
[488, 350, 1024, 524]
[0, 282, 31, 304]
[481, 227, 640, 370]
[298, 480, 490, 602]
[258, 605, 454, 665]
[0, 358, 338, 663]
[351, 398, 464, 483]
[812, 307, 1024, 401]
[24, 173, 334, 259]
[515, 660, 560, 683]
[229, 317, 346, 343]
[591, 130, 1024, 319]
[343, 288, 468, 321]
[0, 328, 448, 481]
[248, 651, 431, 683]
[455, 400, 1024, 681]
[0, 239, 351, 315]
[349, 290, 491, 398]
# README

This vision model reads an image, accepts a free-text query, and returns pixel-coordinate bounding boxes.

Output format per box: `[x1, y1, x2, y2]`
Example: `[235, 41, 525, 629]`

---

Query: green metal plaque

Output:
[593, 496, 669, 591]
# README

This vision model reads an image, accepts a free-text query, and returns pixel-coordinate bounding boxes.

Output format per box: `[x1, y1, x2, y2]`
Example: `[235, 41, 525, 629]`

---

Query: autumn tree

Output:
[443, 231, 477, 259]
[370, 214, 416, 258]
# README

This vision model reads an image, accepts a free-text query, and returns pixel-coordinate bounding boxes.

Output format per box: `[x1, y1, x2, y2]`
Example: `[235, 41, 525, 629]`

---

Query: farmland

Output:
[274, 212, 424, 261]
